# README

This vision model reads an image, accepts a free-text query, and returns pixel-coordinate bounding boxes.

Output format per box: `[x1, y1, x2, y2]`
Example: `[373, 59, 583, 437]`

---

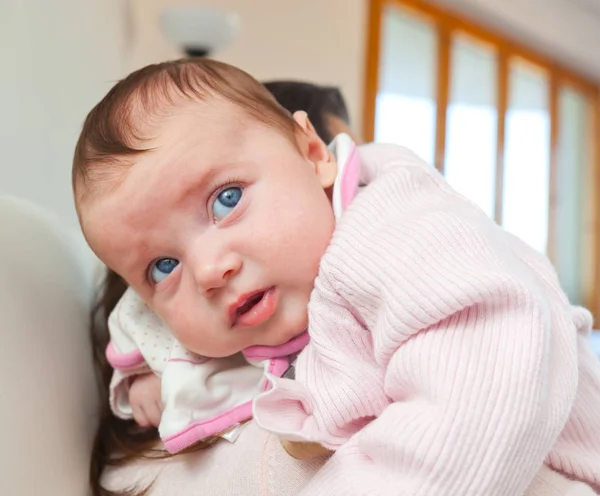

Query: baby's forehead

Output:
[78, 97, 241, 190]
[79, 126, 233, 250]
[77, 92, 294, 255]
[79, 180, 163, 284]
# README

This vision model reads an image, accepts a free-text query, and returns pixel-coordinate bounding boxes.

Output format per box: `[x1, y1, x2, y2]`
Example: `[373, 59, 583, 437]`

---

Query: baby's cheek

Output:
[173, 319, 235, 358]
[169, 314, 200, 346]
[279, 294, 310, 333]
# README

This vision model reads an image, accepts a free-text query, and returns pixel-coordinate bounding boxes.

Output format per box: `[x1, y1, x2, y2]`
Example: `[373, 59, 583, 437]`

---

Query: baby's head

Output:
[74, 58, 338, 358]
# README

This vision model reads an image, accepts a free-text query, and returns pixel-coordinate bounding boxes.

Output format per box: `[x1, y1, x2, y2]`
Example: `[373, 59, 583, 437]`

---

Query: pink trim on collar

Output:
[341, 145, 360, 211]
[243, 331, 309, 360]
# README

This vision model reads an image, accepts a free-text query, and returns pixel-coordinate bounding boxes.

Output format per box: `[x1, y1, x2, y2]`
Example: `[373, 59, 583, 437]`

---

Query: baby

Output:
[74, 59, 600, 495]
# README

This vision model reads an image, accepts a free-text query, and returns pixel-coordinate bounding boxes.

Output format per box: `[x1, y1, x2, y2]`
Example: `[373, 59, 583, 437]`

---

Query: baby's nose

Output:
[193, 252, 242, 295]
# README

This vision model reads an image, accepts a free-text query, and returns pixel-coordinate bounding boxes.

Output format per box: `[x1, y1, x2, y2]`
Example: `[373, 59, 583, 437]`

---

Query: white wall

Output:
[127, 0, 368, 135]
[0, 0, 367, 226]
[0, 0, 126, 226]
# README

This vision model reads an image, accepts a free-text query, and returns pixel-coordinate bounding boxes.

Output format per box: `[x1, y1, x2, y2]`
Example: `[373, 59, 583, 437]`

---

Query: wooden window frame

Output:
[364, 0, 600, 319]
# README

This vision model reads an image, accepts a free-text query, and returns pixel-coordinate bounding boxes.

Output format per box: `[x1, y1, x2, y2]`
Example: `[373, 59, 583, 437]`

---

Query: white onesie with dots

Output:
[107, 288, 308, 453]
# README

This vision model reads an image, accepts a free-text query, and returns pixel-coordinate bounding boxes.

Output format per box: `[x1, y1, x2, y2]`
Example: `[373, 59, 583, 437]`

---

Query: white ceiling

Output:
[570, 0, 600, 18]
[432, 0, 600, 83]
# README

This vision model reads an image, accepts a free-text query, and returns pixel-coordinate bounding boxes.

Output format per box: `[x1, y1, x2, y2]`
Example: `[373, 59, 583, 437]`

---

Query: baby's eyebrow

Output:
[176, 165, 223, 201]
[170, 159, 251, 208]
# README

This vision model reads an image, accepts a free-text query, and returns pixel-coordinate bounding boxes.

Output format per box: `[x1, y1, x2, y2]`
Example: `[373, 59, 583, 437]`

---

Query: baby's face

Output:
[82, 99, 336, 357]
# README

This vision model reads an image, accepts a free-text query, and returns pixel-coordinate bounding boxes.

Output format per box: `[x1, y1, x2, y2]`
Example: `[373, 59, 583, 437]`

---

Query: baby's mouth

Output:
[229, 287, 277, 328]
[235, 292, 265, 318]
[230, 290, 266, 326]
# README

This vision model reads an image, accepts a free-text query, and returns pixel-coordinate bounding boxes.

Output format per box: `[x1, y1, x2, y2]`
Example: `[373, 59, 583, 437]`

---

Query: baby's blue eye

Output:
[149, 257, 179, 284]
[212, 186, 243, 221]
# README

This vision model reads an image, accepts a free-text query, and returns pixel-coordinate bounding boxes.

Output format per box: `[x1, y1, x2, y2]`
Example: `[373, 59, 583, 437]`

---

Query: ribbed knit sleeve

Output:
[253, 144, 598, 495]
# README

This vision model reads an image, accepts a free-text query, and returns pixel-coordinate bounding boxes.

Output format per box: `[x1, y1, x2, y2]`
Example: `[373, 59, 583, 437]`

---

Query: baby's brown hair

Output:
[73, 58, 300, 209]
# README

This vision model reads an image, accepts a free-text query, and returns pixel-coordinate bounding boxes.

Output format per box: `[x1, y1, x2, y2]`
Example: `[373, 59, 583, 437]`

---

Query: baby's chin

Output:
[189, 321, 308, 358]
[262, 323, 308, 349]
[183, 339, 245, 359]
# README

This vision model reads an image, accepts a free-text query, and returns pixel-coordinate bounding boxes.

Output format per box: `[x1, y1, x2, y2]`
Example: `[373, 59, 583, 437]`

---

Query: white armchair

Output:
[0, 196, 99, 496]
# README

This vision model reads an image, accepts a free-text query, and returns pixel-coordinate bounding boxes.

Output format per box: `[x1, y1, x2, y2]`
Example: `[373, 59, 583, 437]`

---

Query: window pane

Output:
[502, 60, 550, 253]
[375, 5, 437, 165]
[555, 88, 591, 304]
[444, 35, 497, 218]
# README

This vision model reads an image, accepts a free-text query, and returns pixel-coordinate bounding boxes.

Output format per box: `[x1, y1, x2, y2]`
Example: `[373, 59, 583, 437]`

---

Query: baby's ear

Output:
[281, 440, 333, 460]
[292, 111, 337, 188]
[292, 110, 312, 134]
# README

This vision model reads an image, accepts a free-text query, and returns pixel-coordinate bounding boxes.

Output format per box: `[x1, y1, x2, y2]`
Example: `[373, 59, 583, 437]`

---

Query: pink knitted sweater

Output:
[253, 143, 600, 495]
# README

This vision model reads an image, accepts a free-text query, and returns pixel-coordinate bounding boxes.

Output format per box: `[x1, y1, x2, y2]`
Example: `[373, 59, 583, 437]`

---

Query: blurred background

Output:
[1, 0, 600, 323]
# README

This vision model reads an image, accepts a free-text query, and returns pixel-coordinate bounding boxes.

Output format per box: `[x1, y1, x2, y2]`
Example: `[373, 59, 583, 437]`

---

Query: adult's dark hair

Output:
[263, 81, 350, 143]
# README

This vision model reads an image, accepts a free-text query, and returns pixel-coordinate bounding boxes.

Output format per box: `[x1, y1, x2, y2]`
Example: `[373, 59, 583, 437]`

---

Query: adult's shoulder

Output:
[101, 421, 325, 496]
